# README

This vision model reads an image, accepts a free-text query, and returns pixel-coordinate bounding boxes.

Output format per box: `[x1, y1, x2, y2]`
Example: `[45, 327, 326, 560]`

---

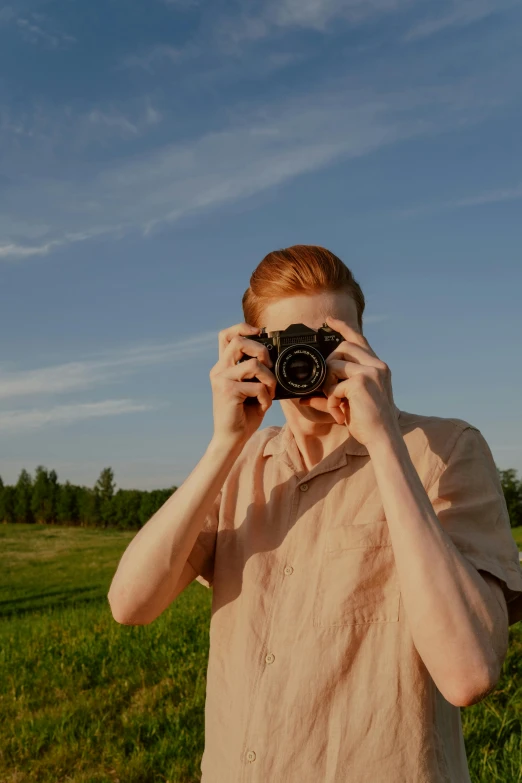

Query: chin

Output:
[297, 395, 334, 416]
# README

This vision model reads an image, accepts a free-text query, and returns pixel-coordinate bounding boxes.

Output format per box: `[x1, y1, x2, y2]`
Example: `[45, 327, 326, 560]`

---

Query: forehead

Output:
[262, 292, 358, 331]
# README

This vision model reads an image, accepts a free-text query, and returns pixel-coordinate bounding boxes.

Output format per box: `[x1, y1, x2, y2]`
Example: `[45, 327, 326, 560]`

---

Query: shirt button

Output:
[300, 483, 309, 492]
[265, 653, 275, 664]
[246, 750, 256, 762]
[284, 566, 293, 575]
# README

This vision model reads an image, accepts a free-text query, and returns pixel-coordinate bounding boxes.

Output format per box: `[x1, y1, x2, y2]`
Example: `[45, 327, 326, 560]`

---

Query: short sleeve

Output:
[427, 426, 522, 627]
[186, 489, 221, 589]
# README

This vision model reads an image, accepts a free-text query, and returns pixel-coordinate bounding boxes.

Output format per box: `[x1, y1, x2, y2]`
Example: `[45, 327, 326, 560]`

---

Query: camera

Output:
[238, 322, 344, 403]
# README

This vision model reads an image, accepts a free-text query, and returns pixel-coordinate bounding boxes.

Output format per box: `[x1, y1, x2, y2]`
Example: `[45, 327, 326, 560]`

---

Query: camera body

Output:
[238, 322, 344, 403]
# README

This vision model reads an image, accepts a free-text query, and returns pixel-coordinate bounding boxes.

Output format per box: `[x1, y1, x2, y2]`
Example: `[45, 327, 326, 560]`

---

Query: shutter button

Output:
[265, 653, 275, 664]
[300, 483, 309, 492]
[247, 751, 256, 762]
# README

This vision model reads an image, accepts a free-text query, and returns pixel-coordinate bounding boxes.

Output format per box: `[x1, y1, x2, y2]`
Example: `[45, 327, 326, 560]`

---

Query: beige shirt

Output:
[187, 409, 522, 783]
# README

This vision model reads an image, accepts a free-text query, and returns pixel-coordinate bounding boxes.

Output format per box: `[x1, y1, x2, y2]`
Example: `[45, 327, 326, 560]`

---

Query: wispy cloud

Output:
[396, 182, 522, 217]
[120, 44, 187, 73]
[403, 0, 518, 42]
[0, 6, 75, 48]
[0, 72, 508, 260]
[0, 331, 219, 433]
[454, 183, 522, 208]
[0, 226, 126, 262]
[0, 331, 217, 401]
[216, 0, 414, 47]
[0, 316, 388, 431]
[0, 114, 35, 138]
[0, 7, 15, 23]
[88, 109, 139, 137]
[85, 102, 163, 140]
[0, 98, 163, 167]
[0, 400, 156, 434]
[0, 239, 64, 259]
[269, 0, 412, 30]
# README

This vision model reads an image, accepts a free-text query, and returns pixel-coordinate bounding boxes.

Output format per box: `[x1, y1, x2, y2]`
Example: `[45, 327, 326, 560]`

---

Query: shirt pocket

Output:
[312, 520, 401, 627]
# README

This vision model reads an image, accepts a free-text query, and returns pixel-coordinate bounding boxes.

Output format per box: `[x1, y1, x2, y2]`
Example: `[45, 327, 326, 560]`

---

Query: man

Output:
[108, 245, 522, 782]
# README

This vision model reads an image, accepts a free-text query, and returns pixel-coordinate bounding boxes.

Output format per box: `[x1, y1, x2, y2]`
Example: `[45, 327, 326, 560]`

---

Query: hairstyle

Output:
[241, 245, 366, 331]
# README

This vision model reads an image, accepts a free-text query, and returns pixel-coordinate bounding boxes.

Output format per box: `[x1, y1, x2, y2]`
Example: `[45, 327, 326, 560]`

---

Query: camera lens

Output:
[276, 344, 326, 395]
[287, 356, 315, 383]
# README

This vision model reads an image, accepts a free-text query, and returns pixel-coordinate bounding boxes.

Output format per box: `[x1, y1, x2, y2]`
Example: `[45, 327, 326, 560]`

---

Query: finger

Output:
[322, 360, 364, 398]
[325, 317, 376, 354]
[325, 378, 351, 416]
[212, 365, 274, 411]
[326, 392, 346, 423]
[236, 381, 272, 410]
[223, 358, 277, 398]
[328, 339, 380, 365]
[330, 407, 345, 424]
[218, 322, 260, 361]
[326, 358, 367, 378]
[329, 379, 352, 401]
[220, 334, 273, 369]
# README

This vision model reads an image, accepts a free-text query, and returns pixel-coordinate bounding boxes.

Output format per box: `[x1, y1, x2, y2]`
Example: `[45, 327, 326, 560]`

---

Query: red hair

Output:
[242, 245, 365, 330]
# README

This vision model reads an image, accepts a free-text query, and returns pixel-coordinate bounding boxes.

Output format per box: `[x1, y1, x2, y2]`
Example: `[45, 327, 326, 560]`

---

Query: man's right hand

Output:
[209, 322, 277, 449]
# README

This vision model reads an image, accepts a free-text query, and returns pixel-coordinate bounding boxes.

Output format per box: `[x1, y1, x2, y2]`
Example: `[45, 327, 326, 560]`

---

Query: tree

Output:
[48, 470, 59, 524]
[31, 466, 52, 524]
[0, 475, 5, 523]
[56, 480, 80, 526]
[78, 487, 101, 527]
[14, 469, 34, 524]
[1, 486, 16, 523]
[95, 467, 116, 528]
[112, 488, 143, 530]
[497, 468, 522, 528]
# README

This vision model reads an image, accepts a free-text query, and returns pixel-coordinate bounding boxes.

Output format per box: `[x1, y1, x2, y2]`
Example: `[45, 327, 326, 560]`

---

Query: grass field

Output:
[512, 525, 522, 550]
[1, 523, 522, 782]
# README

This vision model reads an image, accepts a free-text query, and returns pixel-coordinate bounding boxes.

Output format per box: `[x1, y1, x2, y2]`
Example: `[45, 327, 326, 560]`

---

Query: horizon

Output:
[1, 0, 521, 489]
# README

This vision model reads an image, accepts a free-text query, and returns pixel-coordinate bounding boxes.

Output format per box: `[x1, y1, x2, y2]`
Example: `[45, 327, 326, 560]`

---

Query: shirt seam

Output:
[465, 547, 522, 596]
[425, 423, 478, 496]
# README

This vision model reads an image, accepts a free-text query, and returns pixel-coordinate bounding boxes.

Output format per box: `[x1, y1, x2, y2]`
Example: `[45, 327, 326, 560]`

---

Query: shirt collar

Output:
[263, 405, 403, 460]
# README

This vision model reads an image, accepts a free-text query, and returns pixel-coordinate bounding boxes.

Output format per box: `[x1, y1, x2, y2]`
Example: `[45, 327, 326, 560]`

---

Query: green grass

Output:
[0, 523, 212, 783]
[511, 525, 522, 549]
[1, 523, 522, 782]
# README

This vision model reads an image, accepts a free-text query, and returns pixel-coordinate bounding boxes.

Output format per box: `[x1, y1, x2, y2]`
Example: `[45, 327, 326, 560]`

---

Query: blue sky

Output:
[1, 0, 521, 491]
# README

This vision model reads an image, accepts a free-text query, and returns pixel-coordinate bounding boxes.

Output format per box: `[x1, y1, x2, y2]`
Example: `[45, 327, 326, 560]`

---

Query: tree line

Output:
[0, 465, 522, 531]
[0, 467, 175, 530]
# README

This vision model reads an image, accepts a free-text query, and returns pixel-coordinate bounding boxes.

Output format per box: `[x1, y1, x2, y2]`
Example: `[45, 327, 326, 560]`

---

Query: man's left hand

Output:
[321, 315, 400, 448]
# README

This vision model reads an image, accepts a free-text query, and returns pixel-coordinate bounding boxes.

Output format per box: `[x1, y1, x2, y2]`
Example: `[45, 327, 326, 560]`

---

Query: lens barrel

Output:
[275, 344, 326, 395]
